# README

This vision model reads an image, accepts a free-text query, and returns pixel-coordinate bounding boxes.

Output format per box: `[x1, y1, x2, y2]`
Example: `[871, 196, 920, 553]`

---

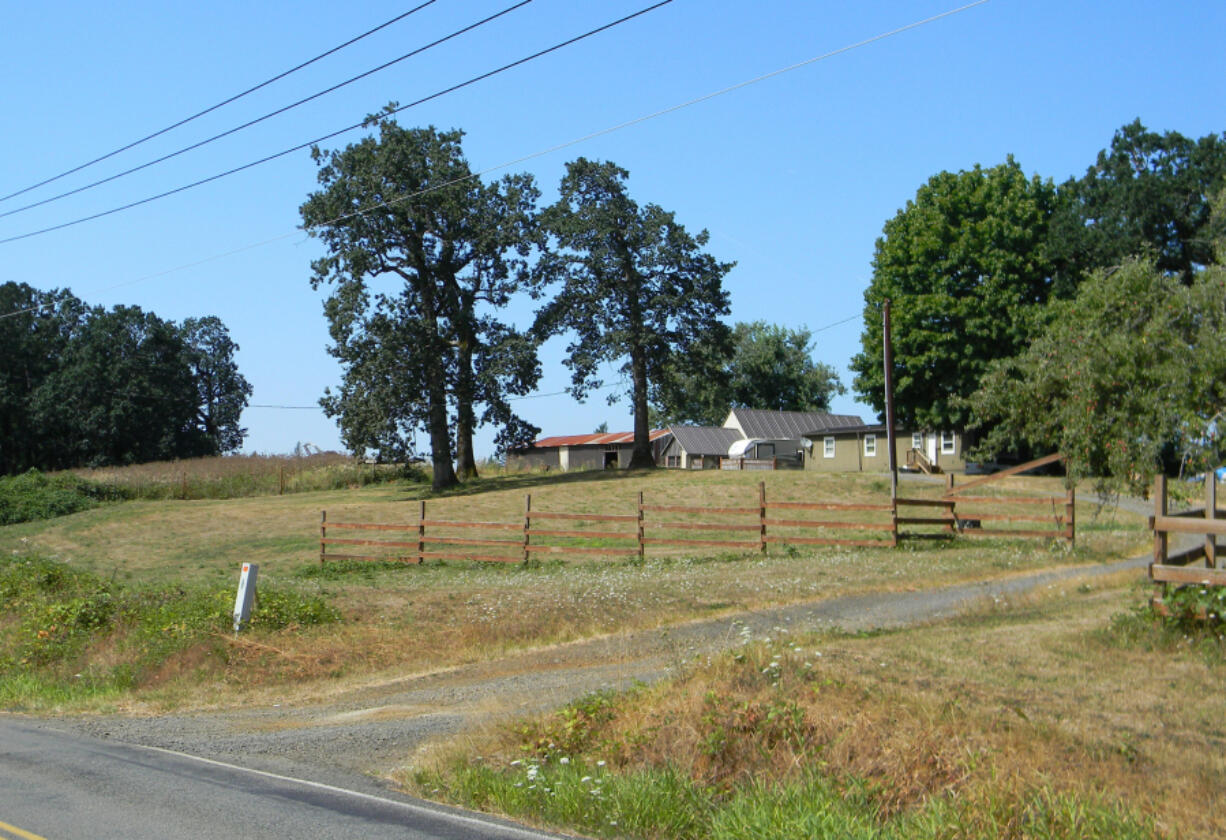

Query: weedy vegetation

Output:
[0, 551, 337, 710]
[411, 577, 1224, 839]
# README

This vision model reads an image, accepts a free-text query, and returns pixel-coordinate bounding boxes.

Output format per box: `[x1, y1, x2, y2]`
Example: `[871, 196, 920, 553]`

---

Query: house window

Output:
[864, 434, 877, 457]
[690, 456, 703, 469]
[823, 437, 835, 458]
[666, 455, 680, 468]
[941, 432, 955, 454]
[912, 432, 923, 450]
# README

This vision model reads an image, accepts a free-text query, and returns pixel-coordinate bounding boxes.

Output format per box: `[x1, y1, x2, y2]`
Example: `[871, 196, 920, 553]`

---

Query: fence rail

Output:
[1148, 474, 1222, 614]
[319, 460, 1076, 566]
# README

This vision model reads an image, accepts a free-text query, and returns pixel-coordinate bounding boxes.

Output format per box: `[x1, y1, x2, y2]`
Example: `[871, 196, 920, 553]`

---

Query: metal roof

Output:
[726, 408, 864, 440]
[666, 425, 743, 454]
[530, 429, 671, 449]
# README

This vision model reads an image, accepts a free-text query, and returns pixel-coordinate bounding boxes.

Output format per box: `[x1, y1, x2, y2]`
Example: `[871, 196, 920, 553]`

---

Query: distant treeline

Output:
[0, 283, 251, 474]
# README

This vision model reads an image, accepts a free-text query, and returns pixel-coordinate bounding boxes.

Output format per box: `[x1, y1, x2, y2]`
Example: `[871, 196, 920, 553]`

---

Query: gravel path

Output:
[35, 541, 1156, 800]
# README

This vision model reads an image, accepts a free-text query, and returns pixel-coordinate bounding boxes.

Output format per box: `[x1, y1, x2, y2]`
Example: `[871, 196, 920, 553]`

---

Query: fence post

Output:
[946, 473, 955, 494]
[1065, 486, 1076, 548]
[759, 481, 767, 554]
[637, 491, 645, 563]
[1207, 473, 1217, 569]
[890, 496, 898, 547]
[523, 494, 532, 565]
[319, 510, 326, 564]
[417, 500, 426, 564]
[1152, 475, 1167, 608]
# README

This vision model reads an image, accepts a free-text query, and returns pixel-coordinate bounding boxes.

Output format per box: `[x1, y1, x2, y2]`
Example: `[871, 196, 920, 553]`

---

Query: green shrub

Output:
[0, 553, 339, 706]
[0, 469, 127, 525]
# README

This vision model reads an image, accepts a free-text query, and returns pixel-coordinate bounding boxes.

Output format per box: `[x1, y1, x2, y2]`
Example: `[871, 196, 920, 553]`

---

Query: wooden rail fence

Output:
[936, 453, 1075, 544]
[320, 464, 1075, 565]
[1148, 473, 1225, 615]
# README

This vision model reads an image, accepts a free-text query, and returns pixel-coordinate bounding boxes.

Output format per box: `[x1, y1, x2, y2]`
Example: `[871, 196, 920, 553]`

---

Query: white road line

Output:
[133, 742, 563, 840]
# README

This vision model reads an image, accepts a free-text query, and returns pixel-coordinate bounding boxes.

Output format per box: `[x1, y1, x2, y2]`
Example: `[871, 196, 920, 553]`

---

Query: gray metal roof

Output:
[667, 425, 743, 454]
[727, 408, 864, 440]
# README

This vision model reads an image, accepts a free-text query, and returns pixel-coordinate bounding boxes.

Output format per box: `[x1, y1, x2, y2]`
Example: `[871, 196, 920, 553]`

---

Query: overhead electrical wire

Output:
[0, 0, 673, 246]
[0, 0, 535, 221]
[0, 0, 441, 205]
[0, 0, 989, 322]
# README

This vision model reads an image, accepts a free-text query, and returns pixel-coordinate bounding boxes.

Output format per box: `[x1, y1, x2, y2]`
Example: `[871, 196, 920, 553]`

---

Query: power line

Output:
[0, 0, 987, 322]
[0, 1, 440, 205]
[0, 0, 534, 222]
[812, 314, 861, 333]
[0, 0, 674, 246]
[246, 385, 612, 410]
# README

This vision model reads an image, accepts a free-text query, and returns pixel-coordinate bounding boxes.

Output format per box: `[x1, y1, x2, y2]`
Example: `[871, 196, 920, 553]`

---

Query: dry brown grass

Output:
[452, 576, 1224, 838]
[0, 469, 1150, 709]
[71, 451, 354, 483]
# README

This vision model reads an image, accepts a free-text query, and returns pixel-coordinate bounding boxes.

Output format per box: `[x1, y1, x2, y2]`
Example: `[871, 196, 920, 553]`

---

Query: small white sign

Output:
[233, 563, 258, 634]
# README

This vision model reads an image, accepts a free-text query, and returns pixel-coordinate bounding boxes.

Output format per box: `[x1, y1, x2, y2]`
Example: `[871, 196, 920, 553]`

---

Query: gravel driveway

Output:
[35, 536, 1156, 800]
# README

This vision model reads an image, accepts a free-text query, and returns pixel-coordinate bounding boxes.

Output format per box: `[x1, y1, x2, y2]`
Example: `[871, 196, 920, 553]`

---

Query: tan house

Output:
[721, 408, 864, 464]
[803, 423, 967, 474]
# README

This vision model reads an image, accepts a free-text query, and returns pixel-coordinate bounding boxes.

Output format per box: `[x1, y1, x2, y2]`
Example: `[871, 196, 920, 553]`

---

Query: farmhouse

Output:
[509, 430, 672, 472]
[804, 423, 968, 474]
[721, 407, 864, 464]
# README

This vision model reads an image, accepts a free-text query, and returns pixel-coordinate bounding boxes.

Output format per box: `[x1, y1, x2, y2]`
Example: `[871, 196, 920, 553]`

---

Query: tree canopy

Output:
[651, 321, 844, 426]
[534, 158, 733, 467]
[1049, 120, 1226, 286]
[967, 258, 1226, 495]
[849, 158, 1059, 430]
[301, 119, 542, 490]
[0, 284, 250, 473]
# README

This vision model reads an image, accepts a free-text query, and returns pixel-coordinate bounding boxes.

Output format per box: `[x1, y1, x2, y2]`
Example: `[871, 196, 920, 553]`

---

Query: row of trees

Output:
[0, 283, 251, 474]
[850, 120, 1226, 492]
[302, 114, 846, 490]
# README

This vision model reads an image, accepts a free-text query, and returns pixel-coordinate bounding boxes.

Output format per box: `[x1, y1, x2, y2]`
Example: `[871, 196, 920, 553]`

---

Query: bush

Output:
[0, 553, 339, 705]
[0, 469, 127, 526]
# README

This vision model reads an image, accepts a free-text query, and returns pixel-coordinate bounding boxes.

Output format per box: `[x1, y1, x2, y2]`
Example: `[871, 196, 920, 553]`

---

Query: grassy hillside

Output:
[0, 469, 1146, 711]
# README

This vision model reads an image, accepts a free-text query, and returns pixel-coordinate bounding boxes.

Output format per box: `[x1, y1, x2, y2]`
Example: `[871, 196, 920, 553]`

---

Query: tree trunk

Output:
[454, 335, 479, 481]
[420, 289, 458, 492]
[628, 344, 655, 469]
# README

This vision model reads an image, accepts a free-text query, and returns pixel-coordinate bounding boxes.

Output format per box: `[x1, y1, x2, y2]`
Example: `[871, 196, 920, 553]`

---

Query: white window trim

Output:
[864, 434, 877, 457]
[912, 432, 923, 450]
[823, 436, 835, 458]
[941, 431, 955, 455]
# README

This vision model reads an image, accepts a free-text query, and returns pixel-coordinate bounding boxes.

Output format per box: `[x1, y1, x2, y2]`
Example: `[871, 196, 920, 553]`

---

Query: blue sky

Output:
[2, 0, 1223, 456]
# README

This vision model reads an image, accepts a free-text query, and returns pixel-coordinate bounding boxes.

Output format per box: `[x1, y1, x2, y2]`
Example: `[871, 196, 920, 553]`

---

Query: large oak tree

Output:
[301, 119, 541, 489]
[534, 158, 733, 467]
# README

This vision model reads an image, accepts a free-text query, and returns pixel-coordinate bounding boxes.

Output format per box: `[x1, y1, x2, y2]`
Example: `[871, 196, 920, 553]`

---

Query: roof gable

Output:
[667, 425, 743, 454]
[726, 408, 863, 440]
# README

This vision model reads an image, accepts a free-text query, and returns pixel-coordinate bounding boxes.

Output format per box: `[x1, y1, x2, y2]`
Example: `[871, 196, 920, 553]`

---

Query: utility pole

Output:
[883, 299, 898, 500]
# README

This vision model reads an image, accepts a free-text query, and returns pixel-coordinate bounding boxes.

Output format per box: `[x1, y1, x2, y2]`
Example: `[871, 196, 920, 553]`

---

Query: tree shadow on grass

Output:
[381, 467, 661, 503]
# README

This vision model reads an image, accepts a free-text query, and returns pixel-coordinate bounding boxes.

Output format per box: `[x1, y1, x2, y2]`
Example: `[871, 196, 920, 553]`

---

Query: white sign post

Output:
[233, 563, 258, 634]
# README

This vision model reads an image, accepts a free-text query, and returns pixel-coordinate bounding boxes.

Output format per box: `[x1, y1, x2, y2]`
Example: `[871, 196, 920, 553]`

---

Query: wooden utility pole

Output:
[883, 299, 898, 500]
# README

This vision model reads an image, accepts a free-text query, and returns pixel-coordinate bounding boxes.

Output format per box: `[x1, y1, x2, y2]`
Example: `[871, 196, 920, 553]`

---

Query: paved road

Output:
[0, 718, 571, 840]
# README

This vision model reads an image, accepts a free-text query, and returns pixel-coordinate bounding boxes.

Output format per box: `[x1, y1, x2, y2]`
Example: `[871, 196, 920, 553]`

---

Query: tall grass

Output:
[419, 761, 1156, 840]
[70, 452, 422, 500]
